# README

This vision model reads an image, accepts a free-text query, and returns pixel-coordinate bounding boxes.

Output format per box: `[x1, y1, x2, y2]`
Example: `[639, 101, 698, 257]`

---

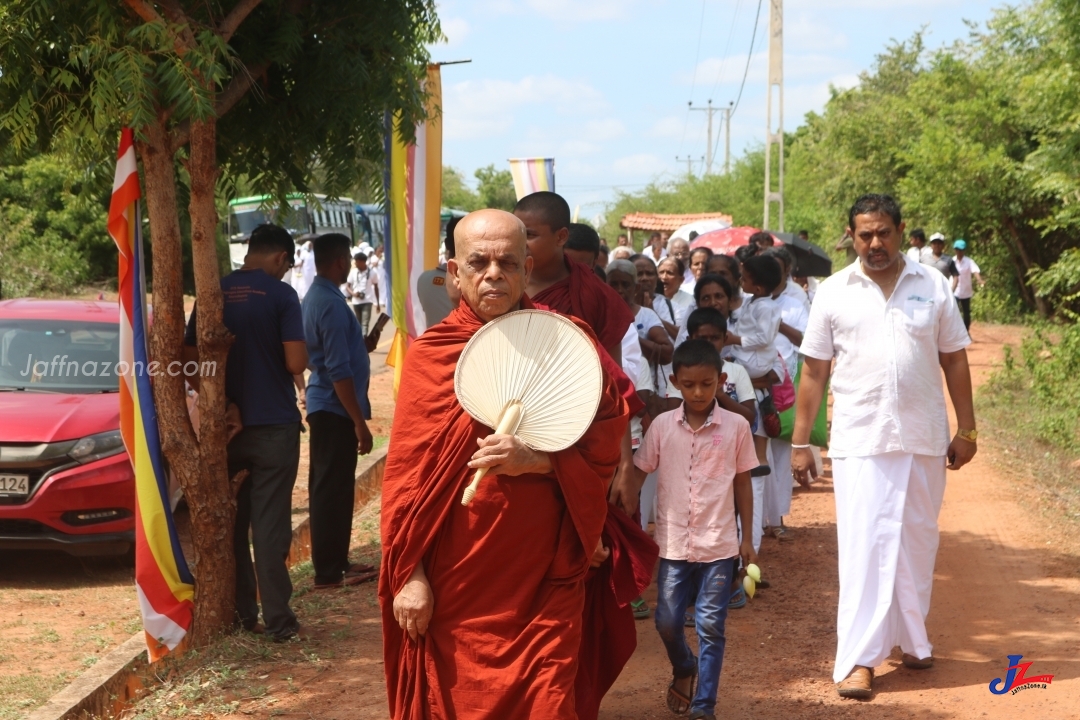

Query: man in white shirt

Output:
[293, 239, 316, 300]
[906, 228, 933, 263]
[791, 194, 977, 700]
[644, 231, 667, 265]
[345, 251, 377, 333]
[951, 239, 983, 331]
[417, 219, 460, 329]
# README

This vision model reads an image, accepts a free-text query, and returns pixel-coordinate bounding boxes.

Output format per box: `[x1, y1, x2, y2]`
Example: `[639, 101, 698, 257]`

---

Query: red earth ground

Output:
[149, 324, 1080, 719]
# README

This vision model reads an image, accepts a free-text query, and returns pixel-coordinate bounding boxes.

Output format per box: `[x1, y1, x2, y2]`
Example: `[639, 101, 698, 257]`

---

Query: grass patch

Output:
[978, 331, 1080, 527]
[0, 672, 77, 720]
[125, 539, 382, 720]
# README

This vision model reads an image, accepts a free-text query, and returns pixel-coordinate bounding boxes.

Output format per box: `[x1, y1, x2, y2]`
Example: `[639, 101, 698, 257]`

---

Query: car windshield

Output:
[0, 319, 120, 393]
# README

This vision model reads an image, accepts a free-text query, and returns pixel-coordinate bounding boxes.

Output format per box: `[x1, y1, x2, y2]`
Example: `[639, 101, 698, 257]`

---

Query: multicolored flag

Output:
[385, 64, 443, 391]
[109, 129, 194, 660]
[509, 157, 556, 200]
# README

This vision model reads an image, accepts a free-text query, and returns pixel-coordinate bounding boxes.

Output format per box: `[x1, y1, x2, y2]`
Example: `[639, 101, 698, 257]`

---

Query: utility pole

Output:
[763, 0, 784, 231]
[689, 100, 719, 174]
[675, 155, 695, 176]
[724, 101, 732, 174]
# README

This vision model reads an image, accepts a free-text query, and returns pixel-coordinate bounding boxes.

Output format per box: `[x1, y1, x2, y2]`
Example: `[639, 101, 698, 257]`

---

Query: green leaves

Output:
[0, 0, 440, 210]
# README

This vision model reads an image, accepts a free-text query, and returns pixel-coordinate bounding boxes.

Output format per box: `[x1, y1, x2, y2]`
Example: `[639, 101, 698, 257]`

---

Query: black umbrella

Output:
[770, 232, 832, 277]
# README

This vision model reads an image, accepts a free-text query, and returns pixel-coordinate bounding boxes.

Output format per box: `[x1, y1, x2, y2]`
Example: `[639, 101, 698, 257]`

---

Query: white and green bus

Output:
[226, 194, 356, 269]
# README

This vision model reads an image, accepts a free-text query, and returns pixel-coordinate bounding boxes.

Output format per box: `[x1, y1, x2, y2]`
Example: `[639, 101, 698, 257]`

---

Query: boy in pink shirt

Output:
[634, 339, 758, 720]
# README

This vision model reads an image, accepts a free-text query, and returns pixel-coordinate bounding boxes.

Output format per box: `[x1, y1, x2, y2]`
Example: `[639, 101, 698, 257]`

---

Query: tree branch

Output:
[122, 0, 164, 24]
[219, 0, 264, 42]
[169, 60, 271, 152]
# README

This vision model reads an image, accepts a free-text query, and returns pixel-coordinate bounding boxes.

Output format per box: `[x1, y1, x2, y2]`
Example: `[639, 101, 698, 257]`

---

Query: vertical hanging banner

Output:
[109, 129, 194, 660]
[386, 64, 442, 391]
[508, 157, 556, 200]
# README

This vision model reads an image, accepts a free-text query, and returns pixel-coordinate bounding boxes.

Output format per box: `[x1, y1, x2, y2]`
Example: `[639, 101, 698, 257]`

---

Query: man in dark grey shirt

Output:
[924, 232, 959, 281]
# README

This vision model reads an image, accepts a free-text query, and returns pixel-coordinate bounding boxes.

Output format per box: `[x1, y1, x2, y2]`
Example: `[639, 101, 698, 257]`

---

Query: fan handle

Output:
[461, 401, 524, 506]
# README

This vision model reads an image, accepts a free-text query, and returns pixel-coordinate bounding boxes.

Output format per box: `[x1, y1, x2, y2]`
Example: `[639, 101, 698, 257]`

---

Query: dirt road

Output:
[140, 323, 1080, 720]
[599, 324, 1080, 719]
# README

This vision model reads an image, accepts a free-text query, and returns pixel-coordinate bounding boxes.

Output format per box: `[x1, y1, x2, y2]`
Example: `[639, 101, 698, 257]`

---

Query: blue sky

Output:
[430, 0, 1001, 224]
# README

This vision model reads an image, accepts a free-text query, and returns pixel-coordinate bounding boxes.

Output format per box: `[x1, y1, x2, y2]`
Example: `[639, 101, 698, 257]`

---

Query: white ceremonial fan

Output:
[455, 309, 604, 505]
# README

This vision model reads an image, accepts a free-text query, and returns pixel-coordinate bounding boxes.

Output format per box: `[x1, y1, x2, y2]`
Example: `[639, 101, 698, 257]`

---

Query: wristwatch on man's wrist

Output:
[956, 428, 978, 443]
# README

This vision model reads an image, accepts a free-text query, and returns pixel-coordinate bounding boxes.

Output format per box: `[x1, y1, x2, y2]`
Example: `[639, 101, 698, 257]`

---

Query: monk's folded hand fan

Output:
[455, 309, 604, 505]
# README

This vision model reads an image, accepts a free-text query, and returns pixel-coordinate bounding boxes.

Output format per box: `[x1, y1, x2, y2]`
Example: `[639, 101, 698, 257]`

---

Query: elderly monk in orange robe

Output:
[380, 209, 631, 719]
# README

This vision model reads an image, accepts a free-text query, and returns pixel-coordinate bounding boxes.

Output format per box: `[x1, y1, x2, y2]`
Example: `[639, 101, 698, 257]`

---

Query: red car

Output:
[0, 299, 134, 556]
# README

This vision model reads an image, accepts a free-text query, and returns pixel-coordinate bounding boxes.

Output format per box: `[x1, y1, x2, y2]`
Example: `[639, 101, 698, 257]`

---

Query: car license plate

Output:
[0, 474, 30, 497]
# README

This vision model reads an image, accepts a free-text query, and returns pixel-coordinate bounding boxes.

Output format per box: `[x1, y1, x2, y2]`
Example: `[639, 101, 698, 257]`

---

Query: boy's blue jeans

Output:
[654, 557, 736, 715]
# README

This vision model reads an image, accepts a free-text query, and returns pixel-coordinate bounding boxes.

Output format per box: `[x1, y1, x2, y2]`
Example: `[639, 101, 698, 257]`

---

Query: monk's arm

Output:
[733, 470, 756, 568]
[393, 563, 434, 641]
[469, 434, 552, 476]
[940, 349, 977, 470]
[791, 356, 831, 486]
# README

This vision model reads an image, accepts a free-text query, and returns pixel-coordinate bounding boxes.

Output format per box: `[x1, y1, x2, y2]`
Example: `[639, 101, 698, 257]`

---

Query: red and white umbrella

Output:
[690, 226, 762, 255]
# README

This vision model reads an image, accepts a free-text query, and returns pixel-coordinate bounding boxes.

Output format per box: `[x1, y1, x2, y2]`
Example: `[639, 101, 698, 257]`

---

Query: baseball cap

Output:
[953, 239, 967, 250]
[929, 232, 945, 243]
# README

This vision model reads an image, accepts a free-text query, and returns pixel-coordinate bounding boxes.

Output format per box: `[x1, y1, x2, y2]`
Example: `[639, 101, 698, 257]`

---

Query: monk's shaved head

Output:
[454, 209, 527, 260]
[448, 209, 533, 323]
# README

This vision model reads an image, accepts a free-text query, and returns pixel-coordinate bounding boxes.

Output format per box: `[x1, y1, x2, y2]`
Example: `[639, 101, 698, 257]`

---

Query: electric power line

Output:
[729, 0, 765, 121]
[706, 0, 744, 102]
[678, 0, 710, 155]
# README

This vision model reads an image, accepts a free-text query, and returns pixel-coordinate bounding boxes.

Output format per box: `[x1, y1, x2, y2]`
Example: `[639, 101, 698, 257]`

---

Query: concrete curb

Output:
[29, 447, 387, 720]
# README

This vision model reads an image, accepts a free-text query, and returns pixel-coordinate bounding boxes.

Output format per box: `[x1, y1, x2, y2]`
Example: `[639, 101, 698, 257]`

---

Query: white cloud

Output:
[786, 13, 848, 52]
[439, 17, 470, 47]
[525, 0, 628, 21]
[612, 153, 668, 177]
[649, 115, 685, 139]
[442, 75, 609, 141]
[582, 118, 627, 142]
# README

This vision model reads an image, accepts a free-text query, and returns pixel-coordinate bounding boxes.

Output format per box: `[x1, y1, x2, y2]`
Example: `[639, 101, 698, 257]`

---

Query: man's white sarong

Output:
[832, 451, 946, 682]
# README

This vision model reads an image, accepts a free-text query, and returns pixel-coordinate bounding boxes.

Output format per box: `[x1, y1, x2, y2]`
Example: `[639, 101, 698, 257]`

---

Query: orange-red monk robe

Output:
[380, 297, 630, 720]
[532, 257, 635, 354]
[531, 256, 659, 720]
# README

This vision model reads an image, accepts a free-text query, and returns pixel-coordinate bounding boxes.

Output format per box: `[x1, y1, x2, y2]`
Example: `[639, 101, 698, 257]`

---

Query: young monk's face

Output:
[514, 210, 568, 272]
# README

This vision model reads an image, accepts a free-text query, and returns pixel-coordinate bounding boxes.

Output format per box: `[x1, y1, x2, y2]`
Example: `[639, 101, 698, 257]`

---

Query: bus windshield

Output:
[229, 204, 310, 240]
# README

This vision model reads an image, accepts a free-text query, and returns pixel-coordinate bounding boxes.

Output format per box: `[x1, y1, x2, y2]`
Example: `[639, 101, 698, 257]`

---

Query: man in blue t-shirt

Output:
[184, 223, 308, 641]
[302, 233, 377, 590]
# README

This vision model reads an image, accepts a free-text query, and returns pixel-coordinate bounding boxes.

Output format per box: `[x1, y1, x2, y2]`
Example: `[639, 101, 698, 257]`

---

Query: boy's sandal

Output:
[630, 597, 651, 619]
[728, 585, 747, 609]
[666, 670, 697, 714]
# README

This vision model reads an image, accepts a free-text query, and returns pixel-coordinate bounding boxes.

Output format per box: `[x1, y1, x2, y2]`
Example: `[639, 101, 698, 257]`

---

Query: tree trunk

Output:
[138, 117, 234, 648]
[1001, 214, 1051, 317]
[185, 117, 237, 646]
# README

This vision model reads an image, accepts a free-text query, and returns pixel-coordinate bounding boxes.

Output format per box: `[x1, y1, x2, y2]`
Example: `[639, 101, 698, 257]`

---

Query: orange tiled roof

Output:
[620, 212, 733, 232]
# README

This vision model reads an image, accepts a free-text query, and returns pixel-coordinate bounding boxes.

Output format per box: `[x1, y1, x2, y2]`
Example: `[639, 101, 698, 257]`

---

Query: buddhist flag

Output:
[509, 157, 555, 200]
[385, 64, 442, 391]
[109, 129, 194, 660]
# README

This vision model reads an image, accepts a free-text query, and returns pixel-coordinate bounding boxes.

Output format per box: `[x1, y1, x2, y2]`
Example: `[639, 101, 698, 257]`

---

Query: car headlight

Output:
[68, 430, 126, 464]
